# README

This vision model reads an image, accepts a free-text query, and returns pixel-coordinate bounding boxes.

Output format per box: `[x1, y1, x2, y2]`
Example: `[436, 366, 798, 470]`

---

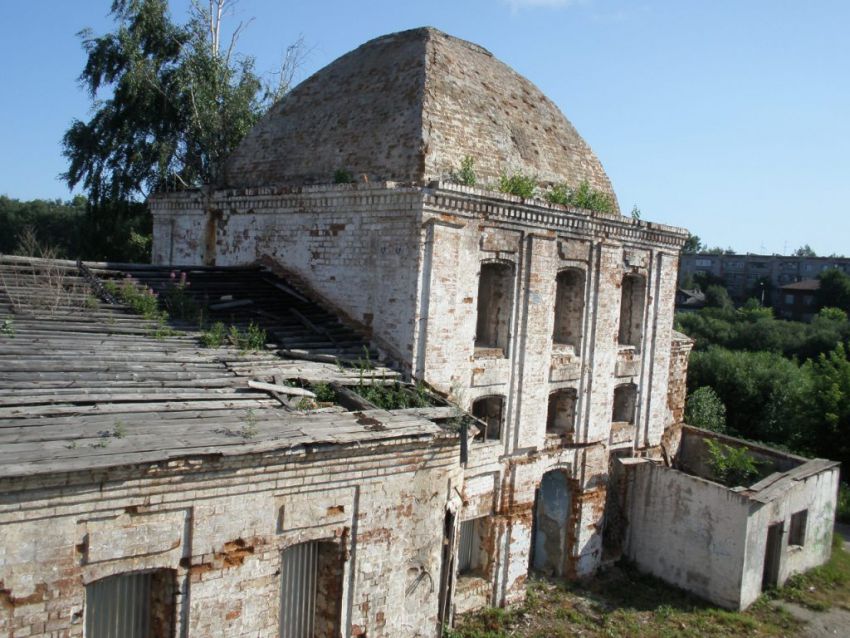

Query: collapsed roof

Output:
[0, 256, 463, 479]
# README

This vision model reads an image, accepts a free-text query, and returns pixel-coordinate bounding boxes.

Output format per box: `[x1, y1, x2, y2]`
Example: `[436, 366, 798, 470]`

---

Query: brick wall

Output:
[0, 440, 462, 638]
[151, 181, 689, 617]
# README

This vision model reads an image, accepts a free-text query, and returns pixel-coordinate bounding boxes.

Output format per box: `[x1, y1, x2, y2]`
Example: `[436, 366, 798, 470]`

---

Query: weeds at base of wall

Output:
[766, 533, 850, 612]
[449, 565, 804, 637]
[837, 483, 850, 524]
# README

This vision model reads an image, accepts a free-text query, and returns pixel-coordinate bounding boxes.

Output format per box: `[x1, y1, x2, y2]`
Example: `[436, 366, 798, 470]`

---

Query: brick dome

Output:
[222, 27, 618, 211]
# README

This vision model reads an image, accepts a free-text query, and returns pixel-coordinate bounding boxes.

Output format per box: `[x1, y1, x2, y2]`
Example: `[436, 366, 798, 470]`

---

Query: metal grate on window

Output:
[85, 572, 152, 638]
[457, 519, 477, 574]
[280, 541, 319, 638]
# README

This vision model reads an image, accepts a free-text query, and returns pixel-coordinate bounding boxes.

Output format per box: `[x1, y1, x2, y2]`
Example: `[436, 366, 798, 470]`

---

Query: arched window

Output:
[85, 570, 176, 638]
[475, 262, 515, 355]
[471, 395, 505, 441]
[618, 273, 646, 349]
[553, 268, 585, 351]
[612, 383, 637, 424]
[531, 470, 573, 577]
[280, 541, 344, 638]
[546, 388, 577, 436]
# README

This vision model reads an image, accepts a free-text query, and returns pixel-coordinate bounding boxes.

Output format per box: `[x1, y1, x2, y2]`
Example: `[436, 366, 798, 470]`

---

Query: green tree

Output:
[805, 344, 850, 473]
[793, 244, 817, 257]
[816, 268, 850, 314]
[703, 284, 734, 311]
[62, 0, 299, 204]
[685, 386, 727, 433]
[682, 234, 703, 254]
[687, 346, 811, 446]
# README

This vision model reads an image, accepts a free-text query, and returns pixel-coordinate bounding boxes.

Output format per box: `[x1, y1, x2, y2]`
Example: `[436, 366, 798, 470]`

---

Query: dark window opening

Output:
[475, 262, 515, 355]
[789, 510, 808, 547]
[472, 396, 504, 442]
[553, 269, 585, 352]
[612, 384, 637, 424]
[85, 569, 176, 638]
[618, 273, 646, 349]
[546, 388, 577, 437]
[280, 541, 344, 638]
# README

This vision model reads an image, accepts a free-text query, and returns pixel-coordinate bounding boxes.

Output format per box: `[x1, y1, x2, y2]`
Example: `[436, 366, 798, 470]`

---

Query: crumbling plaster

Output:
[0, 440, 462, 638]
[150, 181, 687, 616]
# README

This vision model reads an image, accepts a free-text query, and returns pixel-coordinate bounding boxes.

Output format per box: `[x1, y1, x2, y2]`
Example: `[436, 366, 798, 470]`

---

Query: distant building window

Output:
[805, 264, 814, 271]
[789, 510, 808, 547]
[784, 294, 795, 305]
[803, 295, 814, 306]
[751, 261, 767, 269]
[695, 258, 713, 268]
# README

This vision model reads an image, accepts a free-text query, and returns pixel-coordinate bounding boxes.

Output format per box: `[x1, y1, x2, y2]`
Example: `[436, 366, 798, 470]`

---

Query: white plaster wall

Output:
[740, 466, 840, 608]
[623, 459, 752, 609]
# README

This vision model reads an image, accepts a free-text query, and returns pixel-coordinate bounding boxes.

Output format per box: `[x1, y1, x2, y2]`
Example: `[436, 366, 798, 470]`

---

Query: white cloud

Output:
[502, 0, 586, 12]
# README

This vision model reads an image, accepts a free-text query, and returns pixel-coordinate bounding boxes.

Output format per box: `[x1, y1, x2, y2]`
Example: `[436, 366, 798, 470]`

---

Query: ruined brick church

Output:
[0, 27, 838, 638]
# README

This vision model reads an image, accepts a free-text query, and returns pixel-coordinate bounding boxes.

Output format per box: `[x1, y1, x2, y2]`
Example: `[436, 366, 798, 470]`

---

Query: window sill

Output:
[474, 346, 507, 360]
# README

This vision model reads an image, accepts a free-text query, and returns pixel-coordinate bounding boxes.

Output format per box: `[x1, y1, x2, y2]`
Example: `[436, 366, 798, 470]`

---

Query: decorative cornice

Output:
[424, 183, 689, 250]
[149, 181, 689, 249]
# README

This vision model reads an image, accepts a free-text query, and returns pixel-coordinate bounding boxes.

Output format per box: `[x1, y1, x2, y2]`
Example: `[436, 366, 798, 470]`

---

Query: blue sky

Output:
[1, 0, 848, 256]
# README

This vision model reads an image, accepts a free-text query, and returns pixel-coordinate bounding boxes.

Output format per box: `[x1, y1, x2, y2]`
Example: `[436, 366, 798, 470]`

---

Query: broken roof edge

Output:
[0, 256, 471, 481]
[0, 423, 461, 489]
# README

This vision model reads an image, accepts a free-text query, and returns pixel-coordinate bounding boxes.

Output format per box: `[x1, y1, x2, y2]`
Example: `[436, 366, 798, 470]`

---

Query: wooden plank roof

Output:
[0, 256, 451, 479]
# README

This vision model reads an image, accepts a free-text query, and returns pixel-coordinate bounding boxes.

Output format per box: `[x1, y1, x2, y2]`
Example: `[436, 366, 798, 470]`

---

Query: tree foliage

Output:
[682, 234, 703, 254]
[545, 179, 616, 213]
[703, 284, 733, 311]
[685, 386, 727, 433]
[817, 268, 850, 314]
[0, 196, 150, 262]
[62, 0, 296, 204]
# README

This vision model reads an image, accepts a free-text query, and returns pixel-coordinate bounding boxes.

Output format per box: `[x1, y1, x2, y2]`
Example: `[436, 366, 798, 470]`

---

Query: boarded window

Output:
[85, 570, 176, 638]
[789, 510, 808, 547]
[618, 274, 646, 349]
[475, 262, 515, 354]
[612, 384, 637, 424]
[546, 389, 577, 436]
[457, 518, 488, 575]
[553, 269, 585, 351]
[280, 541, 343, 638]
[472, 396, 504, 441]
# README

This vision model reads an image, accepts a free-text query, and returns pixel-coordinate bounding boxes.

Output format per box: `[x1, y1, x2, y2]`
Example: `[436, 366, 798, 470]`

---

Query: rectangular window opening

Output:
[789, 510, 808, 547]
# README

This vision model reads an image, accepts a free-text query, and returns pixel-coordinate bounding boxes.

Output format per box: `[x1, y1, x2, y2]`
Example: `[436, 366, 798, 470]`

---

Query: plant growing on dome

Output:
[452, 156, 477, 186]
[334, 169, 354, 184]
[545, 179, 615, 214]
[498, 172, 537, 199]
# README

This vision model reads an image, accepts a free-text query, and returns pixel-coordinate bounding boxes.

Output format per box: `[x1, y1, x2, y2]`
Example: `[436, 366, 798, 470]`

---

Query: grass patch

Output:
[838, 483, 850, 524]
[772, 533, 850, 611]
[497, 172, 537, 199]
[450, 564, 803, 638]
[351, 381, 433, 410]
[199, 321, 266, 351]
